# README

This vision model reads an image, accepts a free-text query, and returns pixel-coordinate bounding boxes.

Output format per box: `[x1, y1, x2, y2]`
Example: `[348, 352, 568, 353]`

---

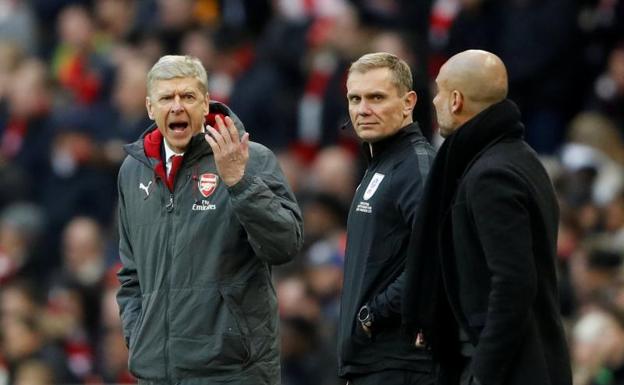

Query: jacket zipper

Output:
[164, 186, 174, 381]
[164, 172, 189, 382]
[166, 194, 174, 212]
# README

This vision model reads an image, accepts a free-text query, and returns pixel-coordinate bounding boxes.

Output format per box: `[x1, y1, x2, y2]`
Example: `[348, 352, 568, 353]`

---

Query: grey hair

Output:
[146, 55, 208, 96]
[349, 52, 413, 94]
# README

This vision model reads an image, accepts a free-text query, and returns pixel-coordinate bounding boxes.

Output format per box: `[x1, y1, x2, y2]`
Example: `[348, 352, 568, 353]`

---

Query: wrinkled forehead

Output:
[149, 76, 206, 96]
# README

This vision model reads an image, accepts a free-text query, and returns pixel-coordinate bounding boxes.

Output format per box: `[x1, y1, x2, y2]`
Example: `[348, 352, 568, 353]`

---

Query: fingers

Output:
[206, 116, 240, 145]
[224, 116, 239, 144]
[205, 125, 225, 153]
[204, 131, 220, 155]
[204, 115, 249, 164]
[214, 115, 232, 145]
[214, 115, 239, 145]
[241, 132, 249, 154]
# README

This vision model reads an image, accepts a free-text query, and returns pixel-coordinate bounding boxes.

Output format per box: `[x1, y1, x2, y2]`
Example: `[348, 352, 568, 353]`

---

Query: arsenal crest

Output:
[198, 173, 218, 197]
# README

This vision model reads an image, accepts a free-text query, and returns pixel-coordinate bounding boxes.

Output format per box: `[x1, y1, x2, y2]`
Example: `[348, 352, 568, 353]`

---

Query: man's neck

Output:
[163, 139, 184, 160]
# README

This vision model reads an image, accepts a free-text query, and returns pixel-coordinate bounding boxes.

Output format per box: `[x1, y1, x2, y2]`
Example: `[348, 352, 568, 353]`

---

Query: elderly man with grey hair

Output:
[116, 55, 303, 385]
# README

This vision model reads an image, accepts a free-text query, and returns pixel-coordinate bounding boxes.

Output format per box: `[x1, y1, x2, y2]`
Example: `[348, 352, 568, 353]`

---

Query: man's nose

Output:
[357, 101, 372, 115]
[170, 95, 183, 113]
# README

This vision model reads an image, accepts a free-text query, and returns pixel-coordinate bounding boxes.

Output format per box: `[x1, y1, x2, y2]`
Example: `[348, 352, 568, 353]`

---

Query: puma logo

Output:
[139, 181, 152, 197]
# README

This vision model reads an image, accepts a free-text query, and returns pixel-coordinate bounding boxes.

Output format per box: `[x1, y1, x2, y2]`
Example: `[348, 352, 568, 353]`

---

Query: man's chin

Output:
[165, 137, 192, 152]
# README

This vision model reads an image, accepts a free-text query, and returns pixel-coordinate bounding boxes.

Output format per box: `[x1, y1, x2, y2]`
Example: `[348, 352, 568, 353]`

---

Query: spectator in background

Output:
[0, 204, 46, 284]
[572, 304, 624, 385]
[97, 267, 135, 384]
[569, 240, 623, 312]
[13, 359, 56, 385]
[0, 0, 38, 55]
[39, 109, 117, 271]
[52, 4, 113, 106]
[281, 316, 336, 385]
[179, 28, 216, 76]
[561, 112, 624, 207]
[588, 44, 624, 131]
[0, 280, 42, 322]
[0, 58, 53, 205]
[305, 234, 345, 325]
[94, 55, 153, 167]
[154, 0, 199, 53]
[48, 217, 107, 344]
[93, 0, 140, 46]
[308, 146, 358, 207]
[0, 41, 24, 102]
[1, 313, 75, 384]
[278, 274, 322, 324]
[42, 285, 94, 381]
[338, 52, 436, 385]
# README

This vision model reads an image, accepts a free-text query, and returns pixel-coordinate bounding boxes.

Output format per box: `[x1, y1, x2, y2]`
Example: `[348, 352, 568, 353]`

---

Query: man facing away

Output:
[402, 49, 572, 385]
[337, 52, 436, 385]
[116, 55, 303, 385]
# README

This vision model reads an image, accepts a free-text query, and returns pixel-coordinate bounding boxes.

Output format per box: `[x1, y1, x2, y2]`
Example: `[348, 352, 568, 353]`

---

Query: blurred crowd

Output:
[0, 0, 623, 384]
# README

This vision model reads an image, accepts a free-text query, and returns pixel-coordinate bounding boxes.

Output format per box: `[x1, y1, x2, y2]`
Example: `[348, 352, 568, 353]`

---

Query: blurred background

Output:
[0, 0, 623, 384]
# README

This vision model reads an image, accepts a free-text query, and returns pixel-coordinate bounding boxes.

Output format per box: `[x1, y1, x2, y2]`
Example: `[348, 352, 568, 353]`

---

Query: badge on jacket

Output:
[198, 173, 218, 197]
[363, 173, 385, 200]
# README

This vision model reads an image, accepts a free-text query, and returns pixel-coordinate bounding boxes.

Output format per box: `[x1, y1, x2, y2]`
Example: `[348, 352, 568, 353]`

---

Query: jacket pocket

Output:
[128, 292, 164, 380]
[170, 334, 249, 377]
[168, 287, 251, 377]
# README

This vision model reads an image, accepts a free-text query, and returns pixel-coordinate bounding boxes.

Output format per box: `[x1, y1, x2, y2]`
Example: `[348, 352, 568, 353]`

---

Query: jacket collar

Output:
[363, 122, 425, 162]
[443, 98, 524, 180]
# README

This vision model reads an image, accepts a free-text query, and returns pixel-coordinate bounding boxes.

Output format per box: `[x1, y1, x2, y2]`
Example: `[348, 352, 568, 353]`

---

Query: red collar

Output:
[143, 129, 167, 185]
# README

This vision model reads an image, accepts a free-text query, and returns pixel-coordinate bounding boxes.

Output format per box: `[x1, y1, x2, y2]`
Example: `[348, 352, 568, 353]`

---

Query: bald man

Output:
[402, 50, 572, 385]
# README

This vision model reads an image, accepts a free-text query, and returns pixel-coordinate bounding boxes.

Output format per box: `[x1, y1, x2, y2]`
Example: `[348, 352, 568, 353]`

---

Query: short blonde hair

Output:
[146, 55, 208, 96]
[348, 52, 413, 94]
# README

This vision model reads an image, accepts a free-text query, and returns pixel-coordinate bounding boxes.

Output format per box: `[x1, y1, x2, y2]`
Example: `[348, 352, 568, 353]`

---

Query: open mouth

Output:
[169, 122, 189, 131]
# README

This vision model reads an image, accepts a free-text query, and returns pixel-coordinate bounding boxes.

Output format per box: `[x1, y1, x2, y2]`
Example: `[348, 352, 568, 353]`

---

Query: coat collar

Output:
[362, 122, 426, 162]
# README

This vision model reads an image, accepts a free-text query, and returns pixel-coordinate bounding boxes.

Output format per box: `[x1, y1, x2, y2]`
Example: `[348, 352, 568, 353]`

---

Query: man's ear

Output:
[204, 92, 210, 115]
[145, 97, 154, 120]
[451, 90, 463, 114]
[403, 90, 417, 117]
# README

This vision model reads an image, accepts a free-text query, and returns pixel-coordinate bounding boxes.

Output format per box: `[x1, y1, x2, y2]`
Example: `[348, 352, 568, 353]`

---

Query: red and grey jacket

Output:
[116, 101, 303, 385]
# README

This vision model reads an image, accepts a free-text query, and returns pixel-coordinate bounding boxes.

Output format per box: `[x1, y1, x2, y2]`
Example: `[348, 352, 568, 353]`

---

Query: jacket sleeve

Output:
[227, 144, 303, 265]
[368, 153, 430, 324]
[467, 169, 536, 385]
[115, 173, 142, 347]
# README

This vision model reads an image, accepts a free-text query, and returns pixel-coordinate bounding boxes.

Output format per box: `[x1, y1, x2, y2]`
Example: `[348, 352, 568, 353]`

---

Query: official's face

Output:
[146, 77, 209, 153]
[346, 68, 413, 143]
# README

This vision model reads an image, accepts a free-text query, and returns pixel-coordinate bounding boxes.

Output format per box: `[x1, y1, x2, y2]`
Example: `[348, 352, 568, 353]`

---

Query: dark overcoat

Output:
[403, 100, 572, 385]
